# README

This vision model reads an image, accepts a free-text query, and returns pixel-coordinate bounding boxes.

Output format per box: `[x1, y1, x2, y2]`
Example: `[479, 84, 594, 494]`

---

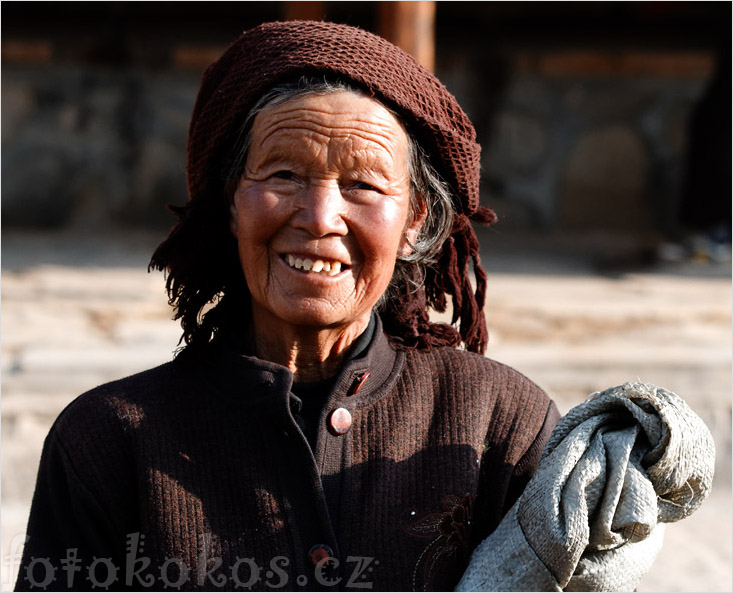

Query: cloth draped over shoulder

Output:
[456, 381, 716, 592]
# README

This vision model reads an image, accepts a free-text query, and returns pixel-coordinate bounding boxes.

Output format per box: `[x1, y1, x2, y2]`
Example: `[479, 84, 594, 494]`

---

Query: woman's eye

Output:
[352, 181, 379, 192]
[272, 170, 296, 180]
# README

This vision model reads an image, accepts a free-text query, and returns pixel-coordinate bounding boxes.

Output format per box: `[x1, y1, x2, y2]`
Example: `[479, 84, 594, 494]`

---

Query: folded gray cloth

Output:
[457, 382, 715, 592]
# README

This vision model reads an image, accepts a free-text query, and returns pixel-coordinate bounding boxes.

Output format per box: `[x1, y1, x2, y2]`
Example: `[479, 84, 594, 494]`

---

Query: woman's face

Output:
[231, 91, 422, 335]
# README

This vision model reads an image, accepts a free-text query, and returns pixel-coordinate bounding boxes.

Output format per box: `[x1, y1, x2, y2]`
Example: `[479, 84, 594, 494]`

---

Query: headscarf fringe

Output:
[382, 213, 489, 354]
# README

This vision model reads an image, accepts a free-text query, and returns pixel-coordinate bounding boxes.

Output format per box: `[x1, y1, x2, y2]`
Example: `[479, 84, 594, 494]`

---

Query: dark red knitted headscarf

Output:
[151, 20, 496, 354]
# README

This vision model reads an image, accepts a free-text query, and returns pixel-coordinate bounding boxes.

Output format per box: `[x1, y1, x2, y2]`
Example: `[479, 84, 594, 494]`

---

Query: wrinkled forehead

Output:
[247, 91, 410, 168]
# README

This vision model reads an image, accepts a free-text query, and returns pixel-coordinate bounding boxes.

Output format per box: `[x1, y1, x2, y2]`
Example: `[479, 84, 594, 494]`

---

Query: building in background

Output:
[2, 1, 729, 238]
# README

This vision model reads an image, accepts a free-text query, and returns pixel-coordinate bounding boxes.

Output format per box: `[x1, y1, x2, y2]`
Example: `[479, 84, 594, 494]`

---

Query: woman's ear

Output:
[400, 197, 428, 257]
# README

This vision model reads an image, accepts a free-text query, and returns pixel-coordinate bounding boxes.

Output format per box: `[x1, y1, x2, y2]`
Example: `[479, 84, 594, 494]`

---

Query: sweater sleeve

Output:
[471, 369, 560, 545]
[15, 427, 128, 591]
[502, 399, 561, 516]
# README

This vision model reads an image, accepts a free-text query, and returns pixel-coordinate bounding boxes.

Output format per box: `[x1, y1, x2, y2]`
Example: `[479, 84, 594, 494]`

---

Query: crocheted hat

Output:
[155, 20, 494, 354]
[187, 20, 495, 224]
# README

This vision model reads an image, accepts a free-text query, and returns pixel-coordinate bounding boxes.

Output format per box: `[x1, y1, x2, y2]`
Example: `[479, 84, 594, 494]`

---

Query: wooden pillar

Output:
[283, 1, 326, 21]
[378, 1, 435, 71]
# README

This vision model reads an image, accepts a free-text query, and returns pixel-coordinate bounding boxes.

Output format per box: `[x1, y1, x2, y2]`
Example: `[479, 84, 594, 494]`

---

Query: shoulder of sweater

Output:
[404, 346, 547, 391]
[34, 364, 190, 508]
[52, 359, 188, 438]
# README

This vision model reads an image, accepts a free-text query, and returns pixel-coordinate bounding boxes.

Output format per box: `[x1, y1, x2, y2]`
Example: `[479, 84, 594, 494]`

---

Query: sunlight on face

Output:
[231, 91, 421, 337]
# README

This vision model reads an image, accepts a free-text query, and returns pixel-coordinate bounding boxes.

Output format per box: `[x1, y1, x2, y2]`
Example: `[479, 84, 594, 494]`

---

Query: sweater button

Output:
[328, 407, 352, 435]
[308, 543, 334, 566]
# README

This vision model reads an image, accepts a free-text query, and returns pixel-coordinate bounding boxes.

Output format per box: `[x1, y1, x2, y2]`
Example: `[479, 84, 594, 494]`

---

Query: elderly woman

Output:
[17, 21, 558, 592]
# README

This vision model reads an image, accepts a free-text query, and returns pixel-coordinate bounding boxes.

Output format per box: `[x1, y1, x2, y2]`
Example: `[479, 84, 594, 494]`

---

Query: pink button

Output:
[328, 408, 352, 435]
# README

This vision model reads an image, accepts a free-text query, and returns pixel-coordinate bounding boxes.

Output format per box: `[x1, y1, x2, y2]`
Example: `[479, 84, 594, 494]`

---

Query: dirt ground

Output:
[1, 228, 730, 591]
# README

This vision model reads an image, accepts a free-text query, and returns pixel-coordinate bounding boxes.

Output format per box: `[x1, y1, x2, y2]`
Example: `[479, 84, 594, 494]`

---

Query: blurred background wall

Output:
[2, 1, 730, 239]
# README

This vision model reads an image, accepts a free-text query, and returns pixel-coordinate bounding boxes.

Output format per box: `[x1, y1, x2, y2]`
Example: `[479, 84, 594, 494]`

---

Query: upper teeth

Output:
[286, 255, 342, 276]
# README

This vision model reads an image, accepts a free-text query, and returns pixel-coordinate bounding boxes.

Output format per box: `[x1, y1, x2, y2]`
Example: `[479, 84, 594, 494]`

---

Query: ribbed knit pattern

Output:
[17, 326, 557, 592]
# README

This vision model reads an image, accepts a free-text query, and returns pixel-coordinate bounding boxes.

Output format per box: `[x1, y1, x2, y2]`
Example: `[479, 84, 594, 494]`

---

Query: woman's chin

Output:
[253, 299, 368, 333]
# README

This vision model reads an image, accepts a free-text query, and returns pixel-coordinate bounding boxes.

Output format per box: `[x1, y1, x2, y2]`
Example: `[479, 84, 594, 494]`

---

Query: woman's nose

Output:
[291, 182, 348, 237]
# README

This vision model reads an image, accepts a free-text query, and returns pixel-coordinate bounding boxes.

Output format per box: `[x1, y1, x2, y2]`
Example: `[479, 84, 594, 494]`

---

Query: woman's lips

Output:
[283, 254, 347, 276]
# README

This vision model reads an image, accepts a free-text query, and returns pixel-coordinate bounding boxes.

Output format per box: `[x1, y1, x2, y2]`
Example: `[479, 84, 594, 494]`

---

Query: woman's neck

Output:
[250, 311, 371, 383]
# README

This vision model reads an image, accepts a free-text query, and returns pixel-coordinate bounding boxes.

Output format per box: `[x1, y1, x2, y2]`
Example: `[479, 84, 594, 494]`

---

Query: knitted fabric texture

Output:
[456, 381, 716, 592]
[150, 20, 495, 354]
[15, 328, 558, 591]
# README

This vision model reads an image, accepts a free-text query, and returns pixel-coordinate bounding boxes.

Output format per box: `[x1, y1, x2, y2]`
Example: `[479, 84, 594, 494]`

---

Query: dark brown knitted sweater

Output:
[17, 318, 558, 592]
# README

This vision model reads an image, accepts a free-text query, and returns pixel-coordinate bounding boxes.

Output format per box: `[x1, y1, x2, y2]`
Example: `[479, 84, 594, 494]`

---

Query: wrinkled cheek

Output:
[356, 261, 397, 304]
[236, 235, 273, 297]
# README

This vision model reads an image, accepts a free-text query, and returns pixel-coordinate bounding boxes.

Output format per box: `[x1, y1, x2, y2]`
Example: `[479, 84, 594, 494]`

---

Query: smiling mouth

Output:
[283, 254, 348, 276]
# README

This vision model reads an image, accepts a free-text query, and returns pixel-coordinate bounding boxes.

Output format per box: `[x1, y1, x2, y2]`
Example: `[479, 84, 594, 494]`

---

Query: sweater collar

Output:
[191, 313, 403, 412]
